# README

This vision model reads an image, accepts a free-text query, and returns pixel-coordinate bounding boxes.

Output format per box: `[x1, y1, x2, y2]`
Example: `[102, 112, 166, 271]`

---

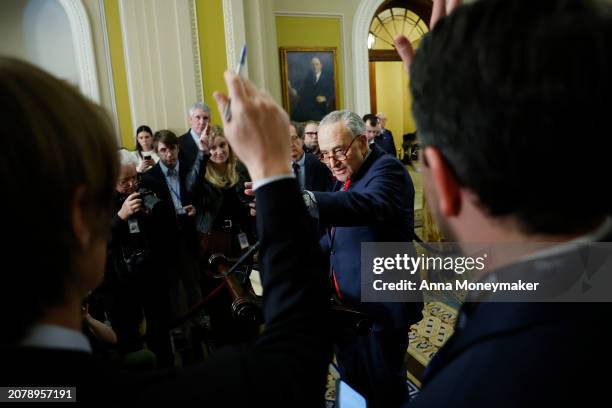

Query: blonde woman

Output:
[186, 125, 253, 258]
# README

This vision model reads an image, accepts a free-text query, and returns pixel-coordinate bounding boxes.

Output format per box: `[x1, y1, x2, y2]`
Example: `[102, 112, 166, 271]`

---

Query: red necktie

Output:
[330, 179, 351, 300]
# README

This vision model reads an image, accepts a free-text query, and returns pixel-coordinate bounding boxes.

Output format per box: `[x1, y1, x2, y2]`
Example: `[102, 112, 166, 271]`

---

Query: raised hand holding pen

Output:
[223, 44, 247, 122]
[213, 72, 291, 183]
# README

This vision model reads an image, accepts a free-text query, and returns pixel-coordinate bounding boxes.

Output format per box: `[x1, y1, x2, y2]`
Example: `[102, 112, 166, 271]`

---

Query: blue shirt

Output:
[159, 161, 183, 213]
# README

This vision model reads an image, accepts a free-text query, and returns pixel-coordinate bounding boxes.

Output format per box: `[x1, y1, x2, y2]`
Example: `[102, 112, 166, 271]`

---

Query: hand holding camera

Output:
[118, 192, 143, 220]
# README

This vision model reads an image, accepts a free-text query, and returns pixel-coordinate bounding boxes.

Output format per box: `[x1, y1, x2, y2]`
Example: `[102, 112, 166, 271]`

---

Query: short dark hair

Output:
[290, 121, 304, 138]
[0, 57, 118, 343]
[135, 125, 153, 152]
[410, 0, 612, 234]
[155, 129, 179, 148]
[362, 114, 379, 127]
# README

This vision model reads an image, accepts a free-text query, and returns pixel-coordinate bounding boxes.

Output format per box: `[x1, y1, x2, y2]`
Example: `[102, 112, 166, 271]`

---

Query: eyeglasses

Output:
[304, 131, 318, 137]
[118, 176, 139, 188]
[319, 135, 362, 164]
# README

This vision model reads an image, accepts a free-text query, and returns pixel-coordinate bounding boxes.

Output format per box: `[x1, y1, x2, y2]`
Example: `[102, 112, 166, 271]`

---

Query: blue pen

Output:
[224, 44, 247, 122]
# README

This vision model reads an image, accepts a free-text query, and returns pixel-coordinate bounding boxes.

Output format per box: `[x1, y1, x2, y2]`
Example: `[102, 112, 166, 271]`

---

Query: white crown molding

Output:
[352, 0, 384, 115]
[274, 11, 349, 113]
[222, 0, 236, 71]
[190, 0, 204, 103]
[222, 0, 246, 74]
[97, 0, 121, 144]
[118, 0, 138, 135]
[58, 0, 101, 103]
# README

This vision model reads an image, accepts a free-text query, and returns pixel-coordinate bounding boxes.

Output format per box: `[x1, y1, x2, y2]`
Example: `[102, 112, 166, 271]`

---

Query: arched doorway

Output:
[353, 0, 443, 242]
[0, 0, 99, 102]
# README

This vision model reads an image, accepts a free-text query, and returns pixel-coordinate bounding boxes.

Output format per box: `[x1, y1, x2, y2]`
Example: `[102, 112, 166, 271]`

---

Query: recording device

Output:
[409, 143, 420, 162]
[337, 380, 366, 408]
[142, 152, 152, 160]
[209, 253, 262, 323]
[138, 188, 161, 211]
[118, 186, 161, 212]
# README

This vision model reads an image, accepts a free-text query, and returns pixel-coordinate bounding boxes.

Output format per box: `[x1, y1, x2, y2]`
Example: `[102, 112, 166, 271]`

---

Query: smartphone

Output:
[336, 380, 366, 408]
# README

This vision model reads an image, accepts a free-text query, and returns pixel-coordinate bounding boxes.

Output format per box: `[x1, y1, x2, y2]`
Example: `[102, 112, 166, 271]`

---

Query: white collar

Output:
[521, 216, 612, 263]
[20, 324, 91, 353]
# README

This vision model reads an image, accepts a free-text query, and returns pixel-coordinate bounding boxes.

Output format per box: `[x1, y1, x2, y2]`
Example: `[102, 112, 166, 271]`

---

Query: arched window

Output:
[368, 1, 431, 61]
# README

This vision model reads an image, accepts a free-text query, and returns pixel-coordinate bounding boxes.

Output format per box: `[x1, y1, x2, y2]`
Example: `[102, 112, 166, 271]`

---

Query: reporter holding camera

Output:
[102, 150, 174, 367]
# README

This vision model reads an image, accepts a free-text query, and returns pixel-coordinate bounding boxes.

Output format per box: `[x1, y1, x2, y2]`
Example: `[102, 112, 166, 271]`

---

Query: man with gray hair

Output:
[179, 102, 211, 172]
[304, 109, 421, 407]
[102, 148, 174, 367]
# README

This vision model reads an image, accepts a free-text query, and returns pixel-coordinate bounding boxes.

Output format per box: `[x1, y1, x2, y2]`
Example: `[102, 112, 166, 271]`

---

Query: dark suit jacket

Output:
[142, 178, 332, 405]
[313, 145, 421, 329]
[139, 162, 198, 256]
[407, 235, 612, 407]
[375, 129, 397, 157]
[293, 71, 334, 122]
[178, 130, 199, 174]
[2, 179, 332, 407]
[303, 152, 334, 192]
[0, 346, 168, 404]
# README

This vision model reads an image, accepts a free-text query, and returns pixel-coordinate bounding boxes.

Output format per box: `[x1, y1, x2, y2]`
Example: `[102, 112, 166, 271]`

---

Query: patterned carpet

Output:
[325, 301, 458, 406]
[408, 301, 457, 369]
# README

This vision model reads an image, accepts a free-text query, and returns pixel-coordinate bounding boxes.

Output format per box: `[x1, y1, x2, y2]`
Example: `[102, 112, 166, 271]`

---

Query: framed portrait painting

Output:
[279, 47, 339, 122]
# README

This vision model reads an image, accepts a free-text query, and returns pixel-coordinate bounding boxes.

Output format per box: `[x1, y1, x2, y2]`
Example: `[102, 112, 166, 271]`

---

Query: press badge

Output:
[128, 218, 140, 234]
[238, 232, 249, 249]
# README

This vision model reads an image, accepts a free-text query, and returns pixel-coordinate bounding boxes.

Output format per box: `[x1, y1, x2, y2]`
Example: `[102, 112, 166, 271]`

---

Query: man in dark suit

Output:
[102, 151, 174, 367]
[304, 110, 422, 408]
[392, 0, 612, 406]
[139, 130, 202, 324]
[178, 102, 211, 173]
[1, 57, 332, 406]
[291, 57, 334, 122]
[363, 113, 397, 156]
[289, 121, 334, 192]
[376, 112, 397, 156]
[303, 120, 320, 156]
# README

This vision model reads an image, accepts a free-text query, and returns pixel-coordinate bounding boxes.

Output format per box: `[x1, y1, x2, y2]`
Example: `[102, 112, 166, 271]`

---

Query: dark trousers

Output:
[335, 327, 409, 408]
[107, 278, 174, 368]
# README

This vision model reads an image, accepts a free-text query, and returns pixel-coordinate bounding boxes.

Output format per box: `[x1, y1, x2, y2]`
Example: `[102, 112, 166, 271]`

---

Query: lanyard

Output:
[165, 172, 182, 204]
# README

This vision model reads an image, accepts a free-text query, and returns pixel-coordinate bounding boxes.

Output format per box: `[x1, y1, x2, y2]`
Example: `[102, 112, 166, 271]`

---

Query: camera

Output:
[138, 188, 161, 211]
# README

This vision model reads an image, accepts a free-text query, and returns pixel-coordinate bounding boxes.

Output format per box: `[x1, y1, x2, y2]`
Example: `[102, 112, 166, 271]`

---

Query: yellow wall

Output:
[103, 0, 228, 146]
[402, 70, 417, 134]
[197, 0, 228, 126]
[103, 0, 133, 148]
[275, 16, 344, 109]
[375, 61, 416, 154]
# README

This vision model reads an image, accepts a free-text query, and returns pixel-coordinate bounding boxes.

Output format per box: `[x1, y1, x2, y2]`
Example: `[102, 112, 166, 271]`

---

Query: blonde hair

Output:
[205, 126, 239, 188]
